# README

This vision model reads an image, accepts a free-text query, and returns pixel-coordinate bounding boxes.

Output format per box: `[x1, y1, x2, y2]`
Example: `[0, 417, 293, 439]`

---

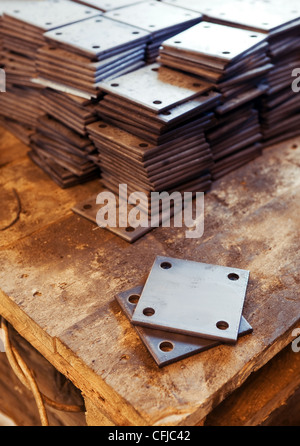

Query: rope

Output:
[0, 189, 21, 231]
[1, 317, 85, 426]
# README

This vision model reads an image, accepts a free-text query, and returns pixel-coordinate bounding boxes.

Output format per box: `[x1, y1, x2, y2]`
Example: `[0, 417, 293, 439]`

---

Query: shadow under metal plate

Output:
[132, 256, 250, 343]
[117, 285, 253, 367]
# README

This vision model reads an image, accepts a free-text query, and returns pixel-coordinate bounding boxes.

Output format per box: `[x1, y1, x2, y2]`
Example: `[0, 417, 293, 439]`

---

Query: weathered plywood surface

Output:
[0, 128, 101, 248]
[0, 128, 300, 425]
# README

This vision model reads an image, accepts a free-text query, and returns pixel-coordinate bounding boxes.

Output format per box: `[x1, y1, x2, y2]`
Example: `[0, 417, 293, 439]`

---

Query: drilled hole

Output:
[153, 100, 162, 105]
[160, 262, 172, 270]
[228, 273, 240, 281]
[125, 227, 135, 233]
[216, 321, 229, 331]
[83, 204, 92, 210]
[143, 307, 155, 317]
[159, 341, 174, 353]
[128, 294, 140, 305]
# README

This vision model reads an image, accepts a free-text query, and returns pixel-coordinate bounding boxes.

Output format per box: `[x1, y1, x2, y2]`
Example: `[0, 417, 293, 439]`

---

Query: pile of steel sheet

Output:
[38, 16, 150, 96]
[116, 257, 253, 367]
[159, 21, 271, 178]
[0, 0, 99, 139]
[162, 0, 300, 145]
[88, 64, 221, 199]
[29, 115, 99, 188]
[104, 1, 202, 63]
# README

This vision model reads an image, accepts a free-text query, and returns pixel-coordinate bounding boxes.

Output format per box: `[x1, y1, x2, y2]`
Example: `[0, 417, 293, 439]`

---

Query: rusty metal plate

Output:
[116, 285, 253, 367]
[44, 16, 149, 59]
[98, 63, 213, 113]
[2, 0, 100, 31]
[105, 1, 202, 35]
[132, 256, 250, 343]
[162, 0, 300, 33]
[161, 21, 267, 64]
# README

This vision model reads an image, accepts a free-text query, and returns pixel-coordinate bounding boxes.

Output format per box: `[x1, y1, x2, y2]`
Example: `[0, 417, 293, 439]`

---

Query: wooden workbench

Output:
[0, 126, 299, 426]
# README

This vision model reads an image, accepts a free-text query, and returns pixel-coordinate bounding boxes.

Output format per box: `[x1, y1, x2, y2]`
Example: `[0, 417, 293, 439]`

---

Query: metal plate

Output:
[116, 285, 253, 367]
[72, 0, 146, 11]
[162, 0, 300, 33]
[132, 256, 250, 343]
[2, 0, 100, 31]
[44, 16, 149, 58]
[161, 21, 267, 64]
[72, 194, 153, 243]
[105, 1, 202, 34]
[98, 64, 212, 113]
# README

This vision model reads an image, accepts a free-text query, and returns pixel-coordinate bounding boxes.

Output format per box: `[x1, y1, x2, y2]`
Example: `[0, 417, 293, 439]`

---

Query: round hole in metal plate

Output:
[143, 307, 155, 317]
[228, 273, 240, 281]
[160, 262, 172, 270]
[216, 321, 229, 331]
[111, 83, 119, 87]
[128, 294, 140, 305]
[83, 204, 92, 210]
[125, 227, 135, 233]
[153, 100, 162, 105]
[159, 341, 174, 353]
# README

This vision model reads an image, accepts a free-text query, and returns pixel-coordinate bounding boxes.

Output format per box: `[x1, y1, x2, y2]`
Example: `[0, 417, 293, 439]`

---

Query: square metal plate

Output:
[117, 285, 253, 367]
[132, 256, 250, 343]
[161, 0, 300, 33]
[44, 16, 149, 59]
[71, 0, 146, 11]
[2, 0, 100, 31]
[162, 21, 267, 64]
[98, 63, 213, 113]
[104, 1, 202, 34]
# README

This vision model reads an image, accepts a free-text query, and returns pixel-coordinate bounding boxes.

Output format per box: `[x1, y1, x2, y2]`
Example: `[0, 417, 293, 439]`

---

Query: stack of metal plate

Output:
[116, 256, 253, 367]
[38, 16, 150, 97]
[87, 64, 221, 199]
[162, 0, 300, 145]
[0, 0, 100, 143]
[159, 21, 270, 178]
[29, 115, 99, 188]
[27, 87, 100, 186]
[39, 88, 98, 136]
[71, 0, 147, 11]
[0, 0, 100, 87]
[104, 1, 202, 63]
